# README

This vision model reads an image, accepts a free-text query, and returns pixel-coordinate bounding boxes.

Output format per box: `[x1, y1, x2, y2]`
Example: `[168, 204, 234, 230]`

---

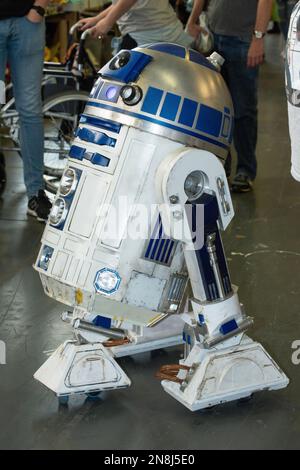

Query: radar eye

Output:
[109, 51, 131, 70]
[120, 85, 143, 106]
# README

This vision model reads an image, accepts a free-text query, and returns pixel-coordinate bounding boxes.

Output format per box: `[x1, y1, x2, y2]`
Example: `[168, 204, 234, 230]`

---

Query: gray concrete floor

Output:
[1, 36, 300, 450]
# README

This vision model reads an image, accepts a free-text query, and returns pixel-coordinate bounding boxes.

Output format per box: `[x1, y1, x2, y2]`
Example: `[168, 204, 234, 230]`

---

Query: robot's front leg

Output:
[33, 313, 132, 402]
[34, 307, 184, 402]
[156, 148, 289, 411]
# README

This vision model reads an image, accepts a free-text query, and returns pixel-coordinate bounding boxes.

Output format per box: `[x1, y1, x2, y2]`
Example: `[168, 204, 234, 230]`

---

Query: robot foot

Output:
[34, 341, 131, 399]
[159, 335, 289, 412]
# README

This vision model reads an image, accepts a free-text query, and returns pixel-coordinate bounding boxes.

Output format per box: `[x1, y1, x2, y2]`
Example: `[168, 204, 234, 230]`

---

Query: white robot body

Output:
[34, 44, 288, 409]
[37, 127, 187, 322]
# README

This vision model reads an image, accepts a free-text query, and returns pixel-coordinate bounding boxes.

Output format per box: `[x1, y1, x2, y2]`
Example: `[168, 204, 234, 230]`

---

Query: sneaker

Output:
[27, 190, 52, 222]
[231, 174, 253, 193]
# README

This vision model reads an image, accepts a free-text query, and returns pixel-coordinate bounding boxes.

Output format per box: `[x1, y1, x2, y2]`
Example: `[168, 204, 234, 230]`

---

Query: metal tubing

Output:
[74, 319, 126, 340]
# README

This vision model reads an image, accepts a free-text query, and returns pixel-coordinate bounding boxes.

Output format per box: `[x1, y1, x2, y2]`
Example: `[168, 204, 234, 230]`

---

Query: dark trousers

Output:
[119, 34, 137, 51]
[214, 34, 259, 180]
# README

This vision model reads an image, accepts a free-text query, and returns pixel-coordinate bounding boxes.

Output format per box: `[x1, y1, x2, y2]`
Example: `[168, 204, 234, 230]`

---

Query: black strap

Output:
[119, 34, 138, 51]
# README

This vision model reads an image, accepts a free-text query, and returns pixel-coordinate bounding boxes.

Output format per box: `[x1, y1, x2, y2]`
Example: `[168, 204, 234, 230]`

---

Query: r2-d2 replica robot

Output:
[34, 43, 288, 410]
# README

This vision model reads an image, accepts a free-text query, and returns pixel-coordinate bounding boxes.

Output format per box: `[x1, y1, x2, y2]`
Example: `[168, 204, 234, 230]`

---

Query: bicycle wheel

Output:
[42, 90, 89, 177]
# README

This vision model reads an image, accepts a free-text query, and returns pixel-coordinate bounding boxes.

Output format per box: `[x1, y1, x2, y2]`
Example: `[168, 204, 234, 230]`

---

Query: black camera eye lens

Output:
[109, 51, 131, 70]
[120, 85, 143, 106]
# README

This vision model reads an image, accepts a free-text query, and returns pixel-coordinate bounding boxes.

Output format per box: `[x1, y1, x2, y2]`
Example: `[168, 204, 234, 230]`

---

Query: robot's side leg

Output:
[156, 148, 289, 411]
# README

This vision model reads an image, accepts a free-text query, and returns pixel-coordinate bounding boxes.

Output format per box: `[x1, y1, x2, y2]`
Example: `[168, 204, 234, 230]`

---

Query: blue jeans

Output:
[214, 34, 259, 180]
[0, 17, 45, 198]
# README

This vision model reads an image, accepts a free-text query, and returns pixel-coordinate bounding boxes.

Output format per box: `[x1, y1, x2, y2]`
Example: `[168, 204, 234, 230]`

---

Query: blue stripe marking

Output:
[150, 238, 161, 260]
[87, 101, 228, 150]
[80, 115, 122, 134]
[224, 107, 230, 114]
[178, 98, 198, 127]
[165, 241, 175, 264]
[196, 104, 223, 137]
[69, 145, 86, 160]
[145, 238, 155, 259]
[156, 238, 167, 262]
[144, 216, 177, 265]
[141, 87, 164, 115]
[90, 153, 110, 167]
[150, 221, 163, 259]
[160, 92, 181, 121]
[77, 128, 116, 147]
[148, 43, 186, 58]
[144, 217, 160, 258]
[69, 145, 110, 167]
[160, 239, 171, 264]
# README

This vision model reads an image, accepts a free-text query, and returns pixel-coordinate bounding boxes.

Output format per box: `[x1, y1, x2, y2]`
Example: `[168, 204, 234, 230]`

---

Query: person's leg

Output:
[0, 19, 8, 82]
[278, 0, 289, 40]
[0, 20, 9, 196]
[8, 17, 45, 199]
[214, 34, 259, 184]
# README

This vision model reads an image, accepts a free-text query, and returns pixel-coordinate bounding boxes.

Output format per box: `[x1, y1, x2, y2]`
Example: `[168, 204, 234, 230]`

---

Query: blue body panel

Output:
[160, 92, 181, 121]
[186, 193, 232, 301]
[88, 101, 229, 151]
[141, 87, 164, 115]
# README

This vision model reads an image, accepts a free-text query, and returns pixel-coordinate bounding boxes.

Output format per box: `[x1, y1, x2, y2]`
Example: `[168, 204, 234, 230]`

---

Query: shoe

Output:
[231, 174, 253, 193]
[27, 190, 52, 222]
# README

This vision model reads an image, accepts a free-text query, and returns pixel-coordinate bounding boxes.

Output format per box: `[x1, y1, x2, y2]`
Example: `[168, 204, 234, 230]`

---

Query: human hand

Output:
[247, 38, 265, 67]
[89, 18, 113, 39]
[186, 21, 202, 39]
[77, 16, 99, 32]
[26, 9, 43, 23]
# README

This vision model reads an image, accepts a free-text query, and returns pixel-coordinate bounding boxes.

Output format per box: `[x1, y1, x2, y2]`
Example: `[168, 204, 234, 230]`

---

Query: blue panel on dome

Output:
[196, 105, 223, 137]
[100, 50, 152, 83]
[141, 86, 164, 115]
[160, 92, 181, 121]
[87, 101, 229, 150]
[178, 98, 198, 127]
[147, 43, 186, 58]
[189, 49, 217, 71]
